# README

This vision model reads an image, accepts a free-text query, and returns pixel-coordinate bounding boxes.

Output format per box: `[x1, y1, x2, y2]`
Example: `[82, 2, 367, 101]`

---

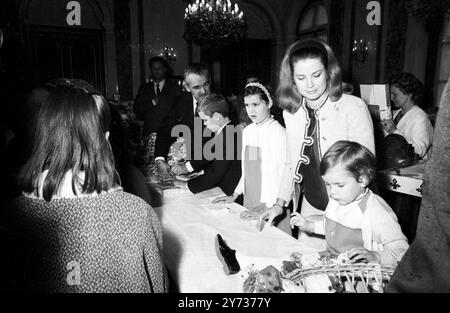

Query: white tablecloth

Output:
[154, 187, 318, 293]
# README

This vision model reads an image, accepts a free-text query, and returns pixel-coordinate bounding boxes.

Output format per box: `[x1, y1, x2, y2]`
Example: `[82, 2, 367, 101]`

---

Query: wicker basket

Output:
[285, 263, 396, 293]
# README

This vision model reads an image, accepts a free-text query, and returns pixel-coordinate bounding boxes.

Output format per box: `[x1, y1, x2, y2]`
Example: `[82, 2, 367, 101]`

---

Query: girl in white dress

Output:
[214, 83, 288, 229]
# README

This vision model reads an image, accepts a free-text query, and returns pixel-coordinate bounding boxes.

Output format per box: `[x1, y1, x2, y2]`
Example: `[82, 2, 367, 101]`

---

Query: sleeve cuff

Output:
[314, 220, 325, 235]
[185, 162, 194, 173]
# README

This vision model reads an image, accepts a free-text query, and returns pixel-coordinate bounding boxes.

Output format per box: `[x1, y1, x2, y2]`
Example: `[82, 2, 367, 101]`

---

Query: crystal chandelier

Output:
[159, 45, 177, 62]
[183, 0, 247, 48]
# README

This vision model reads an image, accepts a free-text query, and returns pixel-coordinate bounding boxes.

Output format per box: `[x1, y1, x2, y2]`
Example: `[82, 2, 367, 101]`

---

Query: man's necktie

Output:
[393, 110, 403, 125]
[195, 101, 200, 117]
[155, 83, 161, 98]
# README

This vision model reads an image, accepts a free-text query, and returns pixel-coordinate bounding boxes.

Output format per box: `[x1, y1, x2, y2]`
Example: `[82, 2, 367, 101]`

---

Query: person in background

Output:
[229, 71, 262, 128]
[261, 39, 375, 247]
[381, 72, 433, 159]
[342, 82, 354, 95]
[387, 78, 450, 292]
[133, 56, 181, 165]
[2, 79, 167, 293]
[170, 93, 242, 196]
[109, 102, 163, 208]
[291, 140, 408, 267]
[213, 83, 288, 231]
[153, 63, 212, 177]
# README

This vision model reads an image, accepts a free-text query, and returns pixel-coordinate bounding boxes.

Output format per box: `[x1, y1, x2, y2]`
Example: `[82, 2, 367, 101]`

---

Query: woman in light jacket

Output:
[261, 39, 375, 249]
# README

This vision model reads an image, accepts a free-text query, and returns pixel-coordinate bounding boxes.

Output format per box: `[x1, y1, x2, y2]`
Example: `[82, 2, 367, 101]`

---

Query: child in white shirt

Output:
[290, 140, 409, 266]
[214, 83, 287, 223]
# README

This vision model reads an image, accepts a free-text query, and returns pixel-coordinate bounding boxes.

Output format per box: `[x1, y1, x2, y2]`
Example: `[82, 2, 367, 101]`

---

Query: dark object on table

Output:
[215, 234, 240, 275]
[281, 260, 300, 275]
[378, 134, 418, 170]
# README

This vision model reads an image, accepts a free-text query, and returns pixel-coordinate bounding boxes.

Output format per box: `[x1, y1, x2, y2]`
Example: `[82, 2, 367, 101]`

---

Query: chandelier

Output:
[183, 0, 247, 48]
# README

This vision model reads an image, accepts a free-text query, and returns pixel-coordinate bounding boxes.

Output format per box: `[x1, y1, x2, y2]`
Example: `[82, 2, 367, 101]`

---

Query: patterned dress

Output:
[4, 189, 168, 293]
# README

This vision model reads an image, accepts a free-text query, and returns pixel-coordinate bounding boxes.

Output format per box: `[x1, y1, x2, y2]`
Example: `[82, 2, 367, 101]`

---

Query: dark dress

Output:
[3, 190, 168, 293]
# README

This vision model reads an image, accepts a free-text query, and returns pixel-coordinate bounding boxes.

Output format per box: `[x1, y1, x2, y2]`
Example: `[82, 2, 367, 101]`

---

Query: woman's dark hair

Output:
[277, 38, 343, 114]
[18, 83, 118, 201]
[389, 72, 424, 107]
[244, 84, 273, 107]
[320, 140, 376, 185]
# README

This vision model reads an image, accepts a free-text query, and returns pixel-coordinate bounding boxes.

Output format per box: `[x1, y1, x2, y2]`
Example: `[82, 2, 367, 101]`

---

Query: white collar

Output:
[192, 95, 199, 115]
[216, 120, 231, 135]
[26, 169, 120, 200]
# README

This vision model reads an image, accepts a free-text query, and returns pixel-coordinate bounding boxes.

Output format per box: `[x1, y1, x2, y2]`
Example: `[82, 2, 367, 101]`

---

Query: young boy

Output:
[291, 140, 409, 267]
[171, 93, 242, 196]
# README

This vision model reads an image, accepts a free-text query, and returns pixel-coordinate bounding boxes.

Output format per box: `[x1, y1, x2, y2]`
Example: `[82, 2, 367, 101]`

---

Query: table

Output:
[378, 163, 425, 197]
[378, 163, 425, 242]
[153, 187, 318, 293]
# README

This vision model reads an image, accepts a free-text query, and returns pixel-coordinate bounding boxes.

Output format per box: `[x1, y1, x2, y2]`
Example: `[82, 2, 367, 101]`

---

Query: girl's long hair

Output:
[277, 38, 343, 114]
[18, 85, 118, 201]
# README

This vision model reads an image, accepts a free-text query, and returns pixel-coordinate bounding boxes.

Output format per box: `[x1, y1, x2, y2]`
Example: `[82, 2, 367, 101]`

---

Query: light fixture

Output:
[352, 38, 369, 64]
[183, 0, 247, 48]
[159, 45, 177, 62]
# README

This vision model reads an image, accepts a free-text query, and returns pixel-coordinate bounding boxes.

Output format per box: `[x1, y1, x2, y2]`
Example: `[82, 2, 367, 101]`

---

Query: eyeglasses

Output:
[45, 78, 100, 96]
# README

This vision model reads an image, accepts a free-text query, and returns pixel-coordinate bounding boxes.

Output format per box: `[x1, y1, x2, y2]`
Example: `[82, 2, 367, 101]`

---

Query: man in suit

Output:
[133, 56, 181, 164]
[171, 93, 242, 195]
[154, 63, 212, 175]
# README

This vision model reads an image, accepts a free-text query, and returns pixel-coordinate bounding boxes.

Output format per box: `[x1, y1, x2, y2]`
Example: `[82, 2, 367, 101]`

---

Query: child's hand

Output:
[173, 180, 188, 190]
[290, 212, 312, 232]
[212, 195, 235, 204]
[347, 247, 381, 264]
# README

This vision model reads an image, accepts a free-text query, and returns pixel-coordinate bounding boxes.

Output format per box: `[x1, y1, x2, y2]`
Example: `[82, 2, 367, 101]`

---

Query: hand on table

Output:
[380, 119, 396, 134]
[173, 180, 188, 190]
[171, 162, 189, 175]
[258, 204, 283, 226]
[213, 194, 236, 204]
[347, 247, 381, 264]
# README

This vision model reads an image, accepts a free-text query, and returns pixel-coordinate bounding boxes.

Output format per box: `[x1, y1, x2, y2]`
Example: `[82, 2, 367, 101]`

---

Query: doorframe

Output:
[23, 24, 106, 93]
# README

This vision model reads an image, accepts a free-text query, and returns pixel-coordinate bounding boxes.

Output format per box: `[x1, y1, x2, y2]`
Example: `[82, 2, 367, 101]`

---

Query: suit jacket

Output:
[187, 122, 242, 196]
[133, 80, 181, 139]
[155, 92, 209, 159]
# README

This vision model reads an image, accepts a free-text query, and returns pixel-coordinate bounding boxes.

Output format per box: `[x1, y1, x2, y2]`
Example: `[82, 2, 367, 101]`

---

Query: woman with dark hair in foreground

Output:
[3, 80, 168, 292]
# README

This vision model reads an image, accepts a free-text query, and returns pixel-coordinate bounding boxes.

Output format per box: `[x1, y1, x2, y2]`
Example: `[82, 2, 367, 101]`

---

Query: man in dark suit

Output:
[154, 63, 212, 175]
[171, 94, 242, 196]
[133, 56, 181, 164]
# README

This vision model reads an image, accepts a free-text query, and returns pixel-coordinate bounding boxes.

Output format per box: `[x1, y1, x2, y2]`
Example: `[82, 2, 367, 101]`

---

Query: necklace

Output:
[256, 115, 273, 125]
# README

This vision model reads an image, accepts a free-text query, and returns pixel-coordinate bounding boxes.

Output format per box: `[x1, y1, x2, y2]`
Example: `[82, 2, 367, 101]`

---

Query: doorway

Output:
[24, 25, 105, 93]
[202, 39, 272, 96]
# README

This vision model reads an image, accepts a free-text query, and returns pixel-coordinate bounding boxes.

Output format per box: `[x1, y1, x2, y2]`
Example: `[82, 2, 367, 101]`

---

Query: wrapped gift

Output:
[243, 265, 283, 293]
[168, 137, 187, 165]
